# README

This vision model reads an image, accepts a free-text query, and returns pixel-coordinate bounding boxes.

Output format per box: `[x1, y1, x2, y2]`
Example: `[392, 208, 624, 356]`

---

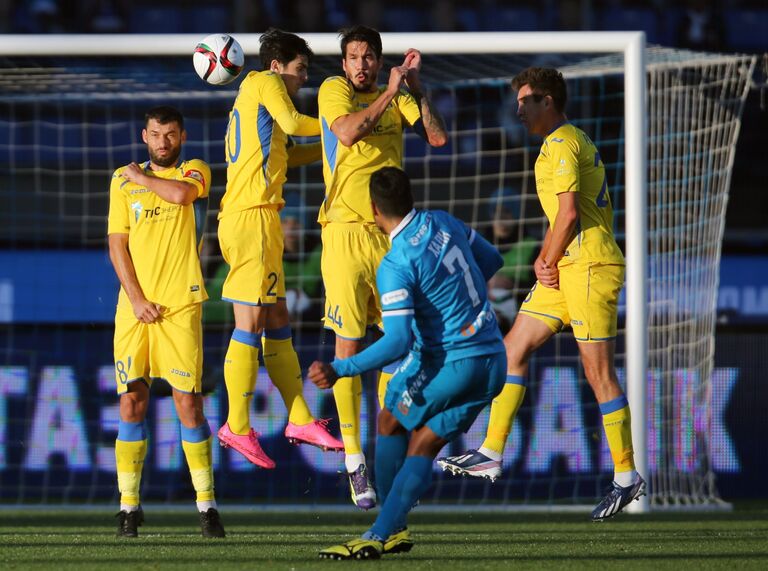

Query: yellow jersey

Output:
[535, 122, 625, 266]
[107, 159, 210, 308]
[317, 76, 421, 225]
[220, 70, 320, 218]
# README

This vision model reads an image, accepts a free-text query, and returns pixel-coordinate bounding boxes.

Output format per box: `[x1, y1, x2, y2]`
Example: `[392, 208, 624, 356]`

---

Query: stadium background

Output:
[0, 0, 766, 507]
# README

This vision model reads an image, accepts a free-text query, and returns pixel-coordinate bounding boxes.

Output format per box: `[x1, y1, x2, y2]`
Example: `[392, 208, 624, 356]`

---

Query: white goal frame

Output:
[0, 32, 649, 512]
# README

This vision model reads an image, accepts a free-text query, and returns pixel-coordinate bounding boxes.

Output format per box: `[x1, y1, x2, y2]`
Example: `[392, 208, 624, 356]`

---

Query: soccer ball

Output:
[193, 33, 245, 86]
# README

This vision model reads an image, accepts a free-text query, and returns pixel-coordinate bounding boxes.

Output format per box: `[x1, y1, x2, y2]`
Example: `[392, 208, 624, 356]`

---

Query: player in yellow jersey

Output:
[217, 29, 344, 468]
[318, 25, 447, 509]
[438, 68, 646, 520]
[108, 106, 224, 538]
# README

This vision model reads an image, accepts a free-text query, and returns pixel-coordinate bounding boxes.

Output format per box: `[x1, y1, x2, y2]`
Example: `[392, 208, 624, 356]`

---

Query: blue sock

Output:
[375, 433, 409, 531]
[375, 433, 408, 503]
[368, 455, 433, 541]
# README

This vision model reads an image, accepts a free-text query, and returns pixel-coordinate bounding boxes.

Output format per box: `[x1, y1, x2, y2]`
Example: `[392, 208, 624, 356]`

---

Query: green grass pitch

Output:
[2, 506, 767, 569]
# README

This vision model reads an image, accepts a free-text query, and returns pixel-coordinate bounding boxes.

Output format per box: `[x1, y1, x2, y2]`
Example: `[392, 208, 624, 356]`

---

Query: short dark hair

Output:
[370, 167, 414, 218]
[511, 67, 567, 113]
[259, 28, 313, 70]
[339, 25, 382, 59]
[144, 105, 184, 129]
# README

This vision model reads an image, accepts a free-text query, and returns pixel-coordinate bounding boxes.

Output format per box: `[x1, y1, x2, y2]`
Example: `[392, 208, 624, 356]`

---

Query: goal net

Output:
[0, 33, 755, 509]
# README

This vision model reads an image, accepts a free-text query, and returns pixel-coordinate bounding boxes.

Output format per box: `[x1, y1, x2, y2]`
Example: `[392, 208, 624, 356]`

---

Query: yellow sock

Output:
[262, 332, 313, 425]
[481, 377, 526, 455]
[182, 433, 215, 503]
[332, 375, 362, 455]
[601, 397, 636, 473]
[115, 427, 147, 507]
[377, 370, 394, 410]
[224, 330, 260, 435]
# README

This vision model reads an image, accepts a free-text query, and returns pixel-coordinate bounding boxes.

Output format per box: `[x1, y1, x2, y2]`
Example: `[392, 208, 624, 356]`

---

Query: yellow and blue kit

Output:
[220, 70, 319, 218]
[521, 122, 625, 341]
[218, 70, 320, 305]
[108, 159, 210, 392]
[534, 122, 624, 267]
[317, 76, 422, 225]
[108, 159, 210, 309]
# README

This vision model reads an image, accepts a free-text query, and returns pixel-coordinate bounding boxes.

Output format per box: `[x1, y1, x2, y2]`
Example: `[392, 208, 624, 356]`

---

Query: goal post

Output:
[0, 32, 755, 510]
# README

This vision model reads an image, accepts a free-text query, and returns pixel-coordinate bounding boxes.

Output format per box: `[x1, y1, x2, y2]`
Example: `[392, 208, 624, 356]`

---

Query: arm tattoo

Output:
[413, 91, 446, 141]
[357, 116, 373, 133]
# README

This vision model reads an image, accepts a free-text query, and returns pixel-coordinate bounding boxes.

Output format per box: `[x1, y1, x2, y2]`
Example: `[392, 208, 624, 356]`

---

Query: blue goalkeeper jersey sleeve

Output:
[332, 209, 505, 378]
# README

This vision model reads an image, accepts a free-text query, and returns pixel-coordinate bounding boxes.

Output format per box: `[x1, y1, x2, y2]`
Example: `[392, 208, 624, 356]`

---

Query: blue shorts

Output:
[385, 350, 506, 441]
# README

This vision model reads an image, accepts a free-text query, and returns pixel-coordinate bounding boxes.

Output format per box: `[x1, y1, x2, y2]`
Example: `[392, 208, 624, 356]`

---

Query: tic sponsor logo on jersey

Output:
[170, 367, 191, 378]
[143, 204, 181, 223]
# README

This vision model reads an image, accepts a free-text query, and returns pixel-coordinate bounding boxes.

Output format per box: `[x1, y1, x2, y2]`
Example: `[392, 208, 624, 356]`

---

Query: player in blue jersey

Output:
[308, 167, 507, 560]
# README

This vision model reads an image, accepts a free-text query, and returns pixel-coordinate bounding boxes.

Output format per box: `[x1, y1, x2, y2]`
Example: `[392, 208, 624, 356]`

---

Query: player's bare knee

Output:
[119, 390, 148, 423]
[503, 335, 530, 370]
[377, 409, 405, 436]
[233, 303, 265, 333]
[408, 427, 447, 458]
[264, 301, 290, 329]
[584, 367, 622, 401]
[173, 391, 205, 427]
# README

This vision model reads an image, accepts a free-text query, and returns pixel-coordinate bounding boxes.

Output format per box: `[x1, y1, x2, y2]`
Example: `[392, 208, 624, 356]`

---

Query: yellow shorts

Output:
[113, 302, 203, 394]
[217, 206, 285, 305]
[519, 263, 624, 342]
[321, 223, 389, 339]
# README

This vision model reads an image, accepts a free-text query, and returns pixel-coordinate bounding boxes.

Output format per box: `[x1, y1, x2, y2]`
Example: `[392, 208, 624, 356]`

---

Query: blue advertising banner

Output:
[1, 252, 766, 324]
[0, 251, 118, 323]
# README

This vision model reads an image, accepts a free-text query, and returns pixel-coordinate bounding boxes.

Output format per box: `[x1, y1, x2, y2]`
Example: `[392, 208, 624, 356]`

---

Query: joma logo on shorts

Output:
[171, 368, 191, 378]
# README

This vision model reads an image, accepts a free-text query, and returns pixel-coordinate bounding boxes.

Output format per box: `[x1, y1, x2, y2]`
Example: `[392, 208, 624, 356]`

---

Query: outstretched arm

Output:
[308, 311, 413, 388]
[287, 140, 322, 167]
[403, 49, 447, 147]
[261, 73, 320, 137]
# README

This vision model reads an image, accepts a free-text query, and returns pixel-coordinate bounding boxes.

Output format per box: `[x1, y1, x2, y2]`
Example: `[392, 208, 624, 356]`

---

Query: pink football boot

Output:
[217, 423, 276, 469]
[284, 418, 344, 452]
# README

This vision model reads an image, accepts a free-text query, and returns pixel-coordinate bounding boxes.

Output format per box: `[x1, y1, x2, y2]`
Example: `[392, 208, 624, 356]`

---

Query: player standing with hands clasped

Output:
[310, 167, 506, 559]
[437, 67, 646, 521]
[317, 26, 447, 510]
[108, 106, 224, 538]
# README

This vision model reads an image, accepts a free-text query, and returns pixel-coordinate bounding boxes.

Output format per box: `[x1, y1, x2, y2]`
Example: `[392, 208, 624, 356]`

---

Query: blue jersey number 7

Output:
[442, 246, 481, 307]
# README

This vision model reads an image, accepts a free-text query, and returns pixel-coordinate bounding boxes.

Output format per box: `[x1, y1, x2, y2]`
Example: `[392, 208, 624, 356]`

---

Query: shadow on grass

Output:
[7, 553, 768, 565]
[3, 509, 768, 530]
